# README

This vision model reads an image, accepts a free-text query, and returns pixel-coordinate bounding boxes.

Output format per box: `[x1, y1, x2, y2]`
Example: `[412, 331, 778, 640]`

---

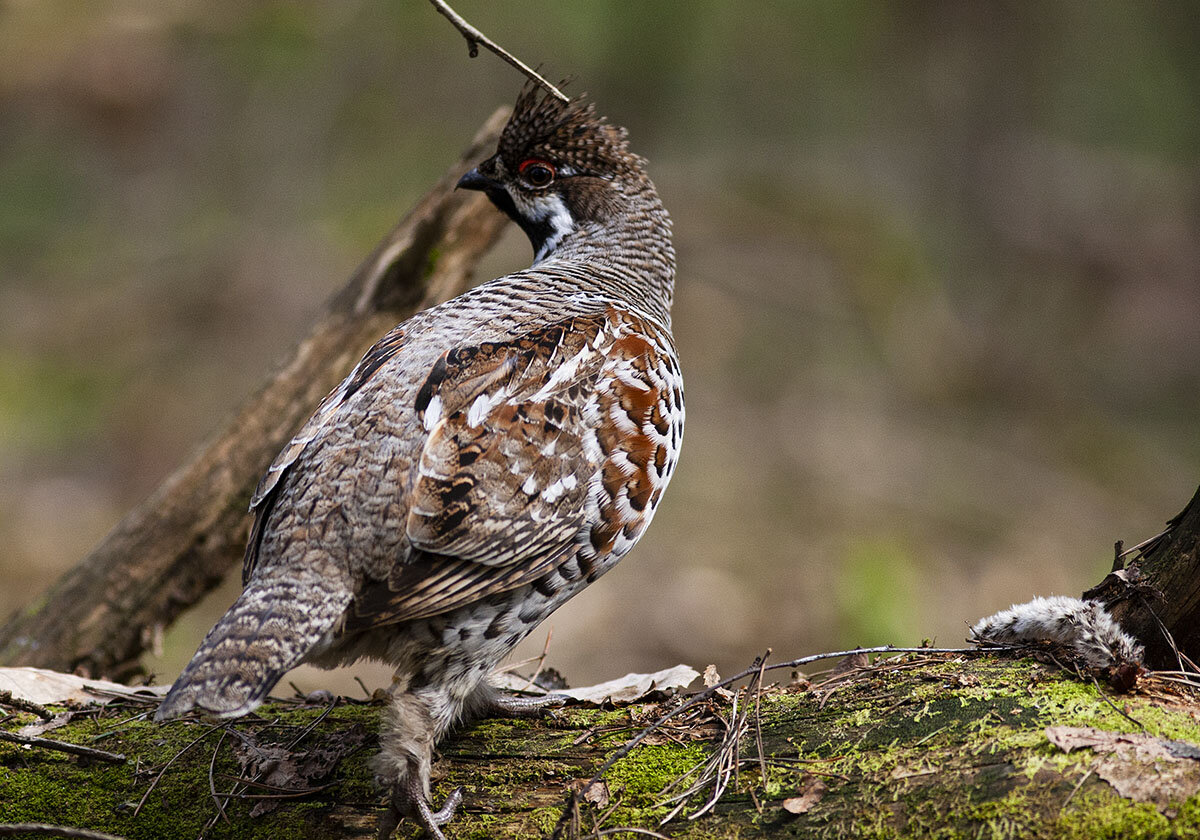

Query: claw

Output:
[429, 786, 464, 825]
[378, 775, 464, 839]
[485, 691, 568, 718]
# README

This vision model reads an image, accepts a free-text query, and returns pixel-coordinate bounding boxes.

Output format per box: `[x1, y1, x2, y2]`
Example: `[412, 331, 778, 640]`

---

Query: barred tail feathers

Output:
[155, 571, 351, 721]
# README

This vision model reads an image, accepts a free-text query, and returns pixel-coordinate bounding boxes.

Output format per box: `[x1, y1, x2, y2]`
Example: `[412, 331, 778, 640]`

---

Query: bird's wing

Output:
[345, 312, 618, 627]
[243, 326, 410, 584]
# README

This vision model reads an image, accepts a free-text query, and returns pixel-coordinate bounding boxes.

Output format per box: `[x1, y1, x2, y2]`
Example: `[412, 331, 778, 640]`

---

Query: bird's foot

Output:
[378, 773, 463, 840]
[483, 690, 568, 719]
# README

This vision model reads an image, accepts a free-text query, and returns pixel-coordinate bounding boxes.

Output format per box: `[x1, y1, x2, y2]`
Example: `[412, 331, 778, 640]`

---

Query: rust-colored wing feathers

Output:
[349, 315, 610, 627]
[244, 306, 678, 631]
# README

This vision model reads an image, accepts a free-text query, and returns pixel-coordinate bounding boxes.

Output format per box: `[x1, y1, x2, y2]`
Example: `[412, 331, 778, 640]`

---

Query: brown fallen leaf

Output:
[232, 724, 370, 817]
[782, 775, 828, 815]
[828, 651, 870, 679]
[1045, 725, 1200, 813]
[570, 778, 610, 809]
[702, 663, 734, 700]
[491, 665, 700, 705]
[17, 711, 76, 738]
[0, 667, 169, 707]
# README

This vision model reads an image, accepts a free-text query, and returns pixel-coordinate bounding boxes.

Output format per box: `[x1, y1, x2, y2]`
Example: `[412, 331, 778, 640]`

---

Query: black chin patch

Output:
[485, 188, 557, 258]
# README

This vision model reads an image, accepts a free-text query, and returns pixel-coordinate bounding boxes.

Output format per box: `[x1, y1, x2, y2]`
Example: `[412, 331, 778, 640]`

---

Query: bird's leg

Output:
[375, 689, 464, 839]
[379, 770, 464, 840]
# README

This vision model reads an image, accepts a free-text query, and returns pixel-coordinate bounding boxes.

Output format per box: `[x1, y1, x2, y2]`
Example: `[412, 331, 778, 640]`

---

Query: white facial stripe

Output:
[534, 194, 575, 263]
[511, 192, 576, 263]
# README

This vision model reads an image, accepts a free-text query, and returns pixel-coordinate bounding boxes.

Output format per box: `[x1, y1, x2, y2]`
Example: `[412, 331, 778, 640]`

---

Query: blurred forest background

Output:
[2, 1, 1198, 695]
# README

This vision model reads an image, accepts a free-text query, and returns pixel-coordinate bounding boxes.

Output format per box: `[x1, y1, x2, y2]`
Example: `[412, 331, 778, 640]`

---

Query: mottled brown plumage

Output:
[156, 86, 682, 838]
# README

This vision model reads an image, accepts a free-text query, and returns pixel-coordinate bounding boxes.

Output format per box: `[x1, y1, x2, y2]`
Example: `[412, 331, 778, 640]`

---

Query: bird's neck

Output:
[537, 194, 676, 326]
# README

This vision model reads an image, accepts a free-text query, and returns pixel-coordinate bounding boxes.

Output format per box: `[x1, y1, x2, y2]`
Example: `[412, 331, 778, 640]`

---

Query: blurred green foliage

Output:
[0, 0, 1197, 683]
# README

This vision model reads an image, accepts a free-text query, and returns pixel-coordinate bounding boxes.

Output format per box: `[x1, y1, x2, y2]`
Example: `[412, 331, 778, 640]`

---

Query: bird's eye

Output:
[518, 159, 556, 188]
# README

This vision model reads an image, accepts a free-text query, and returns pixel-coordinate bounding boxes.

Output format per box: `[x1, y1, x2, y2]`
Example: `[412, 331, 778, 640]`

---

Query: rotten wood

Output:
[1085, 484, 1200, 670]
[0, 108, 512, 681]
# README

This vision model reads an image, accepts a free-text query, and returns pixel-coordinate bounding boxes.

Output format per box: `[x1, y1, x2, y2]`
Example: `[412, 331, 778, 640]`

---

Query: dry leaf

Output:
[571, 778, 610, 808]
[790, 670, 813, 691]
[702, 663, 733, 700]
[829, 651, 870, 678]
[18, 712, 76, 738]
[1046, 725, 1200, 812]
[782, 776, 828, 814]
[491, 665, 699, 705]
[0, 667, 168, 707]
[233, 724, 370, 816]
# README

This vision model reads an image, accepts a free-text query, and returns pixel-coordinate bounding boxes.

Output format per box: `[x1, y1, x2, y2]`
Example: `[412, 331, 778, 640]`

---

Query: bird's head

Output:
[458, 85, 652, 262]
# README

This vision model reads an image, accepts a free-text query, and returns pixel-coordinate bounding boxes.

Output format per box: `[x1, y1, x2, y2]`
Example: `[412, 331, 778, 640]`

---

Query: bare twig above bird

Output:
[427, 0, 570, 102]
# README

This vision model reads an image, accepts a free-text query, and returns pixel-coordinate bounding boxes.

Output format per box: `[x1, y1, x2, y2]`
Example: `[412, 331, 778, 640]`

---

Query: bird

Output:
[155, 84, 683, 839]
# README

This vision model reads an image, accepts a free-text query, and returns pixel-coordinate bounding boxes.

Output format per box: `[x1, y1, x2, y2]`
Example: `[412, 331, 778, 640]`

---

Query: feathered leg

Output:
[374, 689, 465, 840]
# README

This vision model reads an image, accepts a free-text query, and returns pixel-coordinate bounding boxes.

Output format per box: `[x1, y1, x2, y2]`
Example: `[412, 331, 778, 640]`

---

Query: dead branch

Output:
[0, 108, 512, 680]
[0, 826, 129, 840]
[428, 0, 569, 102]
[0, 730, 125, 764]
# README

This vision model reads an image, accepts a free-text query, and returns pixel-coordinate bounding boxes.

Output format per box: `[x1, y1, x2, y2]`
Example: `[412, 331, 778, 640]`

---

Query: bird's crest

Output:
[498, 83, 636, 177]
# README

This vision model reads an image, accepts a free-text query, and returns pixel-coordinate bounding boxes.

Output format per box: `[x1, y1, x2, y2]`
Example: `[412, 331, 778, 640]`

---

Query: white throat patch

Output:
[517, 193, 576, 263]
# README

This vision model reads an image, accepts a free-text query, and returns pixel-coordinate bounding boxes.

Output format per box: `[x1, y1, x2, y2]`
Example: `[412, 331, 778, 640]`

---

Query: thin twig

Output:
[427, 0, 569, 102]
[1061, 765, 1094, 811]
[210, 784, 335, 800]
[0, 826, 129, 840]
[517, 627, 555, 692]
[213, 774, 336, 795]
[207, 729, 230, 823]
[1152, 675, 1200, 690]
[1089, 676, 1146, 731]
[133, 723, 224, 816]
[752, 650, 770, 783]
[0, 730, 125, 764]
[1140, 599, 1186, 674]
[0, 689, 54, 720]
[285, 697, 338, 750]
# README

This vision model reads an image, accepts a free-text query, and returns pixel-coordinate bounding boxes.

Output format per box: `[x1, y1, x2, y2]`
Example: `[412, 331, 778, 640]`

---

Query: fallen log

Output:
[1, 652, 1198, 838]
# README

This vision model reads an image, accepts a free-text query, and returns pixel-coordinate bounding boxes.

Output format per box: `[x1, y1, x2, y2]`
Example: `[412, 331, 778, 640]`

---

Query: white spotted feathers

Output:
[157, 85, 683, 840]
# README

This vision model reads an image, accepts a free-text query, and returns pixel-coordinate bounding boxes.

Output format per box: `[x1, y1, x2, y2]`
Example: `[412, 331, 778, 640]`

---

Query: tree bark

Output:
[1085, 484, 1200, 670]
[1, 654, 1198, 839]
[0, 108, 512, 681]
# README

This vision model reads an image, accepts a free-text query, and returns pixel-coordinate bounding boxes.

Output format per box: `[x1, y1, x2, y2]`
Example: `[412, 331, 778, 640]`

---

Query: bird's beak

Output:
[456, 166, 499, 192]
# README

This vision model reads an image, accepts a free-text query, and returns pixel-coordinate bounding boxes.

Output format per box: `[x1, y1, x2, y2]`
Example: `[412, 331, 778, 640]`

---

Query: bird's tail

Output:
[155, 569, 352, 721]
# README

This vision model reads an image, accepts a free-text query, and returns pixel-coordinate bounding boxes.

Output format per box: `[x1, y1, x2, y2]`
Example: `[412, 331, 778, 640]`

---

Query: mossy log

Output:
[2, 654, 1199, 839]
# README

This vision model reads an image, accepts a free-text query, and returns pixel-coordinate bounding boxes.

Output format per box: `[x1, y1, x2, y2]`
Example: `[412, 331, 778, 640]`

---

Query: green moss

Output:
[3, 656, 1198, 839]
[606, 742, 709, 800]
[1055, 792, 1173, 840]
[0, 702, 380, 839]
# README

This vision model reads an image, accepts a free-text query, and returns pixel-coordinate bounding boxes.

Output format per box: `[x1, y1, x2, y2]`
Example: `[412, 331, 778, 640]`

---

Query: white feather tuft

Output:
[968, 595, 1143, 669]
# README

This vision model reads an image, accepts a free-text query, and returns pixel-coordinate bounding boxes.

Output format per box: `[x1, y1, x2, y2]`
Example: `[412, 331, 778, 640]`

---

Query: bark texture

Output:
[1085, 484, 1200, 669]
[0, 108, 512, 681]
[1, 654, 1198, 839]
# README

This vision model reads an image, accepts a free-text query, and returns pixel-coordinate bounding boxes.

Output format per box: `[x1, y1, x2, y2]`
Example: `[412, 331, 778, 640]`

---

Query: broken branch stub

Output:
[1085, 484, 1200, 669]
